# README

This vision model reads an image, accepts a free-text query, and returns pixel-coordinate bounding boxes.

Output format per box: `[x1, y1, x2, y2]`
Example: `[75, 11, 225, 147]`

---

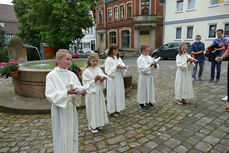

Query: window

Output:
[208, 24, 217, 38]
[140, 31, 150, 35]
[83, 42, 90, 48]
[176, 27, 182, 40]
[0, 23, 4, 28]
[187, 0, 195, 10]
[187, 26, 193, 39]
[110, 32, 116, 44]
[100, 34, 104, 41]
[120, 5, 124, 19]
[122, 30, 130, 49]
[127, 3, 132, 18]
[224, 23, 229, 37]
[176, 0, 184, 12]
[114, 7, 118, 20]
[141, 0, 150, 15]
[98, 11, 103, 24]
[210, 0, 219, 5]
[108, 9, 112, 22]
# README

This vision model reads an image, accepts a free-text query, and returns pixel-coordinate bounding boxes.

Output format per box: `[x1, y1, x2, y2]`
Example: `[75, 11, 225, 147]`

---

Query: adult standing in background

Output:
[216, 41, 229, 103]
[209, 29, 227, 83]
[191, 35, 205, 82]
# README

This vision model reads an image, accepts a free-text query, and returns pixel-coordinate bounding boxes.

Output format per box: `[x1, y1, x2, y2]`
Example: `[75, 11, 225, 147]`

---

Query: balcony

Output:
[133, 15, 157, 28]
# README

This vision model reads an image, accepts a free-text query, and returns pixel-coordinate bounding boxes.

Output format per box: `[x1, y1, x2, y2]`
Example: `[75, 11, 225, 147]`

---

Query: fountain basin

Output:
[13, 59, 132, 99]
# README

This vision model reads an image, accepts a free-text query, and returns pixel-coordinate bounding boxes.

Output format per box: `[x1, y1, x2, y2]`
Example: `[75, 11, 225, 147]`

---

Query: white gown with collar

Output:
[137, 54, 157, 104]
[82, 67, 109, 129]
[105, 56, 125, 113]
[175, 53, 194, 100]
[45, 67, 81, 153]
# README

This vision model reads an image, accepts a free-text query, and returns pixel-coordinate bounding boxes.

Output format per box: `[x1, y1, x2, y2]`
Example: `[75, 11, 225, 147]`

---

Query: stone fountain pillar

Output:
[8, 37, 27, 63]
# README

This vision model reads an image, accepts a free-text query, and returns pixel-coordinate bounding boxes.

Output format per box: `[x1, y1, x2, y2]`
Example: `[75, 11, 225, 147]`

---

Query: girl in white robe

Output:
[175, 43, 195, 105]
[45, 49, 86, 153]
[137, 45, 160, 111]
[105, 44, 126, 117]
[82, 53, 109, 133]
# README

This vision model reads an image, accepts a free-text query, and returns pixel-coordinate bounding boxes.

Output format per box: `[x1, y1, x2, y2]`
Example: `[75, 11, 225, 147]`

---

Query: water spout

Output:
[23, 44, 42, 60]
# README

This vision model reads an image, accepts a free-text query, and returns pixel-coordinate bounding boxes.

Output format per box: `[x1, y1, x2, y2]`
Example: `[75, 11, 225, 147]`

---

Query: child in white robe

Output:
[82, 53, 109, 133]
[45, 49, 86, 153]
[137, 45, 160, 111]
[175, 43, 195, 105]
[105, 44, 126, 117]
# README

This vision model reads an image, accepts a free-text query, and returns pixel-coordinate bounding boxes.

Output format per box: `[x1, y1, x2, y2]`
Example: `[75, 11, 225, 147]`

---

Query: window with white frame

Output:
[210, 0, 219, 6]
[114, 7, 118, 20]
[110, 32, 116, 44]
[120, 5, 124, 19]
[141, 0, 150, 15]
[176, 0, 184, 12]
[187, 26, 193, 39]
[187, 0, 195, 10]
[127, 3, 132, 18]
[224, 23, 229, 38]
[98, 11, 103, 24]
[176, 27, 182, 40]
[208, 24, 217, 38]
[83, 42, 90, 48]
[108, 9, 112, 22]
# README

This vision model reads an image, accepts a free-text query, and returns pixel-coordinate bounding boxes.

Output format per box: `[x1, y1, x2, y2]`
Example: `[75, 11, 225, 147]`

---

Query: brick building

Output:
[95, 0, 163, 53]
[0, 4, 19, 45]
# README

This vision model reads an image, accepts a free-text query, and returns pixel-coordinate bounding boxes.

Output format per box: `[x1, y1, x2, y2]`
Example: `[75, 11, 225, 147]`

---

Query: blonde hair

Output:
[84, 53, 99, 70]
[178, 43, 189, 56]
[56, 49, 72, 59]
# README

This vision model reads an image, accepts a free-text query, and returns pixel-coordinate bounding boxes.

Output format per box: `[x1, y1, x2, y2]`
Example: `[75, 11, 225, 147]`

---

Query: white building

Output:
[164, 0, 229, 47]
[80, 26, 97, 52]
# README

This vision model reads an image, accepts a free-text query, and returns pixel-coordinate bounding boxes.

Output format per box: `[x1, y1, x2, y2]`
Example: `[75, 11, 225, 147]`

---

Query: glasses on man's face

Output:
[144, 49, 150, 51]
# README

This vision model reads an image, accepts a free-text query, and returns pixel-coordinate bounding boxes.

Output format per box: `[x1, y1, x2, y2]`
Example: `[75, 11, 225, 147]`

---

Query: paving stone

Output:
[164, 138, 181, 149]
[107, 135, 125, 145]
[195, 142, 212, 152]
[174, 145, 189, 153]
[203, 136, 220, 145]
[144, 141, 158, 149]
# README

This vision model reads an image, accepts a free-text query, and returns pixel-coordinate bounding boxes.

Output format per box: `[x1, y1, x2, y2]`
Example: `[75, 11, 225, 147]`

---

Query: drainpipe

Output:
[162, 0, 166, 45]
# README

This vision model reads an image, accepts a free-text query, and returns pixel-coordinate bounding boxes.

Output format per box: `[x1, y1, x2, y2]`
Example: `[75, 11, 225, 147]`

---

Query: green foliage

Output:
[13, 0, 97, 51]
[0, 47, 8, 62]
[0, 29, 6, 47]
[0, 59, 19, 78]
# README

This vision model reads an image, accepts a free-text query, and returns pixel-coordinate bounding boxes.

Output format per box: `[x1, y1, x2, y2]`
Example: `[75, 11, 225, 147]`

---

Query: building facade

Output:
[0, 4, 19, 45]
[81, 26, 97, 52]
[95, 0, 163, 52]
[164, 0, 229, 47]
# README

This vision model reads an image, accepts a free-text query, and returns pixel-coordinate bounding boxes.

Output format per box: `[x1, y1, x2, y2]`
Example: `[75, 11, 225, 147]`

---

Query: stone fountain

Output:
[0, 37, 132, 114]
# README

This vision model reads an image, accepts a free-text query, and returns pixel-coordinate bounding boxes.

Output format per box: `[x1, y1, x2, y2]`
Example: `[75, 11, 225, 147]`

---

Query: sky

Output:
[0, 0, 13, 5]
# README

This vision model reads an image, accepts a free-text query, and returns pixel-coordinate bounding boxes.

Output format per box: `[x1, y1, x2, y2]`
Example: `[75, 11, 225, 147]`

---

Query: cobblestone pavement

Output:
[1, 60, 229, 153]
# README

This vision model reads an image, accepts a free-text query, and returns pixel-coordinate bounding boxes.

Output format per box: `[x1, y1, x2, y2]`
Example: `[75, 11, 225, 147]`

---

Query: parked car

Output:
[99, 49, 125, 59]
[77, 50, 87, 58]
[152, 42, 190, 59]
[85, 50, 93, 57]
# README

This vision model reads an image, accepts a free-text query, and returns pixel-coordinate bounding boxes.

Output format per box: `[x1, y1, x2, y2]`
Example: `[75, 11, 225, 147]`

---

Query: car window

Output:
[161, 44, 169, 49]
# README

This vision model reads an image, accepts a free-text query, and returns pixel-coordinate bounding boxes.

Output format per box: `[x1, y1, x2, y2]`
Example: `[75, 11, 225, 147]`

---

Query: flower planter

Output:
[10, 71, 19, 79]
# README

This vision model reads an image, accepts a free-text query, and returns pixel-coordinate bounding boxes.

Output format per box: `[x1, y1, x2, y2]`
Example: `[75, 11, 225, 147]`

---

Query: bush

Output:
[0, 47, 8, 62]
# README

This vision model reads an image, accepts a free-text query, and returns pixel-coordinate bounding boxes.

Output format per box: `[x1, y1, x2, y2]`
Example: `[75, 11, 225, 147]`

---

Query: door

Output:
[139, 30, 150, 51]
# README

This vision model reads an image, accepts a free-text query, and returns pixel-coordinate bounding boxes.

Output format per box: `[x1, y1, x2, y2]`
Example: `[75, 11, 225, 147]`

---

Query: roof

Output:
[0, 4, 18, 34]
[0, 4, 18, 22]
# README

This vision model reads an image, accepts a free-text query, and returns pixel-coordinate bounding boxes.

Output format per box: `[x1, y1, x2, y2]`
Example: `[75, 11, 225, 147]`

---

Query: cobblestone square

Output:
[1, 60, 229, 153]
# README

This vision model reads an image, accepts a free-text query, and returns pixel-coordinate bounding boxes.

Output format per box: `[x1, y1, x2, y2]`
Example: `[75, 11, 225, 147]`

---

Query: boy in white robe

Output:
[45, 49, 86, 153]
[105, 44, 126, 117]
[82, 53, 109, 133]
[137, 45, 160, 111]
[175, 43, 195, 105]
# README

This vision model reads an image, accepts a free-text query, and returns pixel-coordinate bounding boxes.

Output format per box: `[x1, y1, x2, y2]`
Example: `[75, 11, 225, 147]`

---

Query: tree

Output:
[0, 29, 6, 47]
[13, 0, 97, 51]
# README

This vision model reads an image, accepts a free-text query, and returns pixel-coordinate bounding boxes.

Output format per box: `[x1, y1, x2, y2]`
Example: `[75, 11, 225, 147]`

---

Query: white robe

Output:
[175, 53, 194, 100]
[45, 67, 81, 153]
[82, 67, 109, 129]
[137, 54, 157, 104]
[105, 56, 125, 113]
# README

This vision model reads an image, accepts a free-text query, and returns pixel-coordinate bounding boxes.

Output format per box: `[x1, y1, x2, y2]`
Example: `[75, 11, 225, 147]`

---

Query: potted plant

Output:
[0, 59, 19, 79]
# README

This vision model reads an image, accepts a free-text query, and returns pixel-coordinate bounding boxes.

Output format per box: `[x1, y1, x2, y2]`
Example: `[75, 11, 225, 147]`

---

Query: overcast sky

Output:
[0, 0, 13, 5]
